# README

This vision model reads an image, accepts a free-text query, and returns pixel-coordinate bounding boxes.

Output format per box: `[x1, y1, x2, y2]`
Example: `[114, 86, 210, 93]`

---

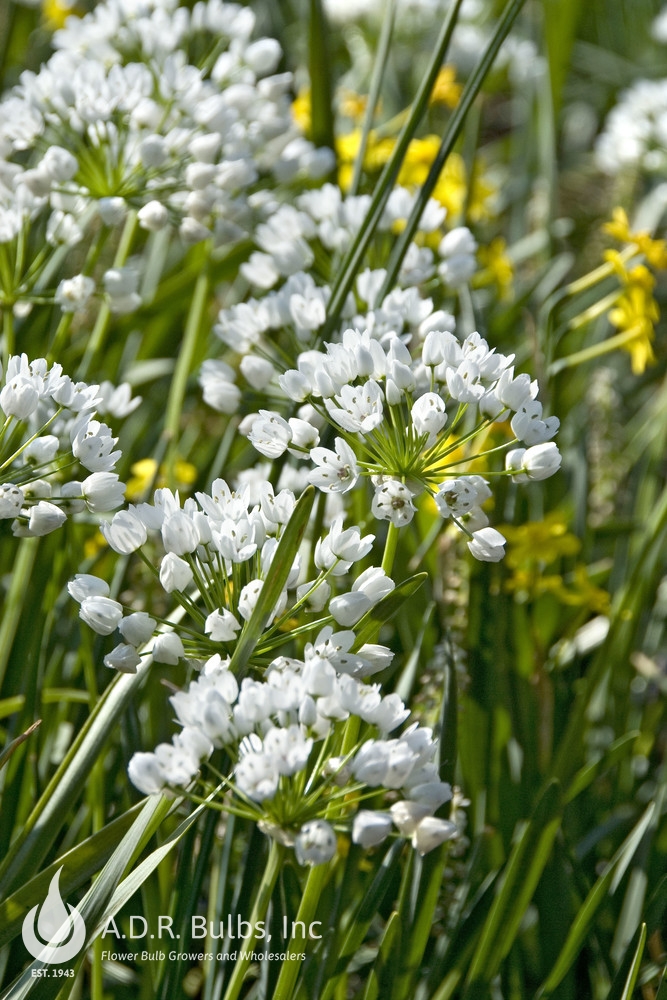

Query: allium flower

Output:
[371, 480, 417, 526]
[295, 820, 337, 866]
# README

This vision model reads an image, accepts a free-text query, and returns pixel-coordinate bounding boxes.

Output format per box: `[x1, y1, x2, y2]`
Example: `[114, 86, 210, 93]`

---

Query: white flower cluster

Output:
[0, 0, 332, 304]
[231, 183, 449, 298]
[71, 476, 399, 670]
[596, 78, 667, 175]
[234, 320, 560, 561]
[127, 642, 455, 864]
[0, 355, 127, 535]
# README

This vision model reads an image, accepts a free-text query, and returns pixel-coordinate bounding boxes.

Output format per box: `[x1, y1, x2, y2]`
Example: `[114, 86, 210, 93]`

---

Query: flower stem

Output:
[381, 521, 400, 576]
[163, 261, 210, 486]
[272, 860, 330, 1000]
[223, 840, 284, 1000]
[80, 209, 138, 378]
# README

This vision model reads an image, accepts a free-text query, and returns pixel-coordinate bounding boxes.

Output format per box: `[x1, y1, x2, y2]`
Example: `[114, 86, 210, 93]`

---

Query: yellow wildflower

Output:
[499, 515, 610, 613]
[292, 89, 311, 136]
[397, 135, 441, 187]
[125, 458, 197, 500]
[607, 264, 658, 374]
[432, 152, 467, 218]
[604, 207, 667, 270]
[430, 66, 462, 109]
[43, 0, 77, 29]
[339, 90, 369, 121]
[475, 237, 514, 300]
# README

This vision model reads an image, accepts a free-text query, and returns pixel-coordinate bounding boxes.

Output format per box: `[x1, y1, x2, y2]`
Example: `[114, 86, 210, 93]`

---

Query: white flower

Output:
[368, 694, 411, 733]
[352, 810, 393, 848]
[294, 819, 337, 866]
[81, 472, 125, 512]
[309, 438, 359, 493]
[98, 197, 127, 226]
[205, 608, 242, 642]
[434, 477, 486, 518]
[199, 360, 241, 414]
[0, 484, 24, 518]
[0, 377, 39, 419]
[128, 752, 165, 795]
[467, 526, 506, 562]
[371, 480, 416, 526]
[101, 509, 147, 554]
[329, 567, 395, 626]
[68, 574, 109, 603]
[119, 612, 157, 647]
[152, 632, 185, 665]
[235, 751, 279, 801]
[506, 443, 561, 482]
[159, 552, 194, 593]
[79, 596, 123, 635]
[411, 392, 447, 445]
[104, 643, 142, 673]
[26, 500, 67, 536]
[138, 200, 169, 231]
[326, 380, 384, 434]
[412, 816, 458, 855]
[247, 410, 292, 458]
[438, 227, 477, 286]
[72, 420, 120, 473]
[240, 355, 275, 390]
[390, 800, 432, 835]
[162, 510, 199, 555]
[511, 400, 559, 446]
[55, 275, 96, 312]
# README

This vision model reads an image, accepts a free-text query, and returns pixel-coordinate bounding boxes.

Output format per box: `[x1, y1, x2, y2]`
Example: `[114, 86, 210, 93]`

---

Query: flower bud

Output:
[294, 819, 337, 866]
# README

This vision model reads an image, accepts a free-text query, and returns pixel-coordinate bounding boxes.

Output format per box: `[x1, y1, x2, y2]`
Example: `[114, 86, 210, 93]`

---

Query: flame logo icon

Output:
[22, 867, 86, 964]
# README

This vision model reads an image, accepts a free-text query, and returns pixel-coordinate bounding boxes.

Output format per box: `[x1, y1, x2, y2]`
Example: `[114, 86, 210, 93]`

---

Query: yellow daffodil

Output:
[125, 457, 197, 500]
[429, 65, 462, 109]
[475, 237, 514, 300]
[43, 0, 77, 29]
[292, 89, 311, 136]
[604, 207, 667, 270]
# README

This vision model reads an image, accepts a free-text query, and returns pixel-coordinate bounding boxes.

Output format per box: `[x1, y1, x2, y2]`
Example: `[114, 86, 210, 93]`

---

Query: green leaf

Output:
[464, 780, 562, 992]
[377, 0, 529, 298]
[89, 802, 206, 939]
[0, 721, 40, 774]
[321, 842, 405, 1000]
[1, 795, 173, 1000]
[543, 0, 583, 118]
[606, 923, 646, 1000]
[536, 803, 655, 997]
[361, 911, 400, 1000]
[308, 0, 335, 152]
[565, 732, 640, 804]
[228, 485, 315, 676]
[352, 573, 428, 649]
[322, 0, 465, 336]
[0, 802, 146, 948]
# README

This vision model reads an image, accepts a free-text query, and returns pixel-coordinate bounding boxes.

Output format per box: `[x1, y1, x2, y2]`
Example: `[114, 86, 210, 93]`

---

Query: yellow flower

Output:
[292, 89, 311, 136]
[43, 0, 77, 30]
[125, 458, 197, 500]
[430, 66, 462, 109]
[475, 237, 514, 300]
[336, 129, 394, 191]
[432, 152, 467, 218]
[501, 515, 581, 570]
[604, 207, 667, 270]
[607, 265, 659, 374]
[397, 135, 441, 188]
[499, 515, 610, 612]
[339, 90, 369, 121]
